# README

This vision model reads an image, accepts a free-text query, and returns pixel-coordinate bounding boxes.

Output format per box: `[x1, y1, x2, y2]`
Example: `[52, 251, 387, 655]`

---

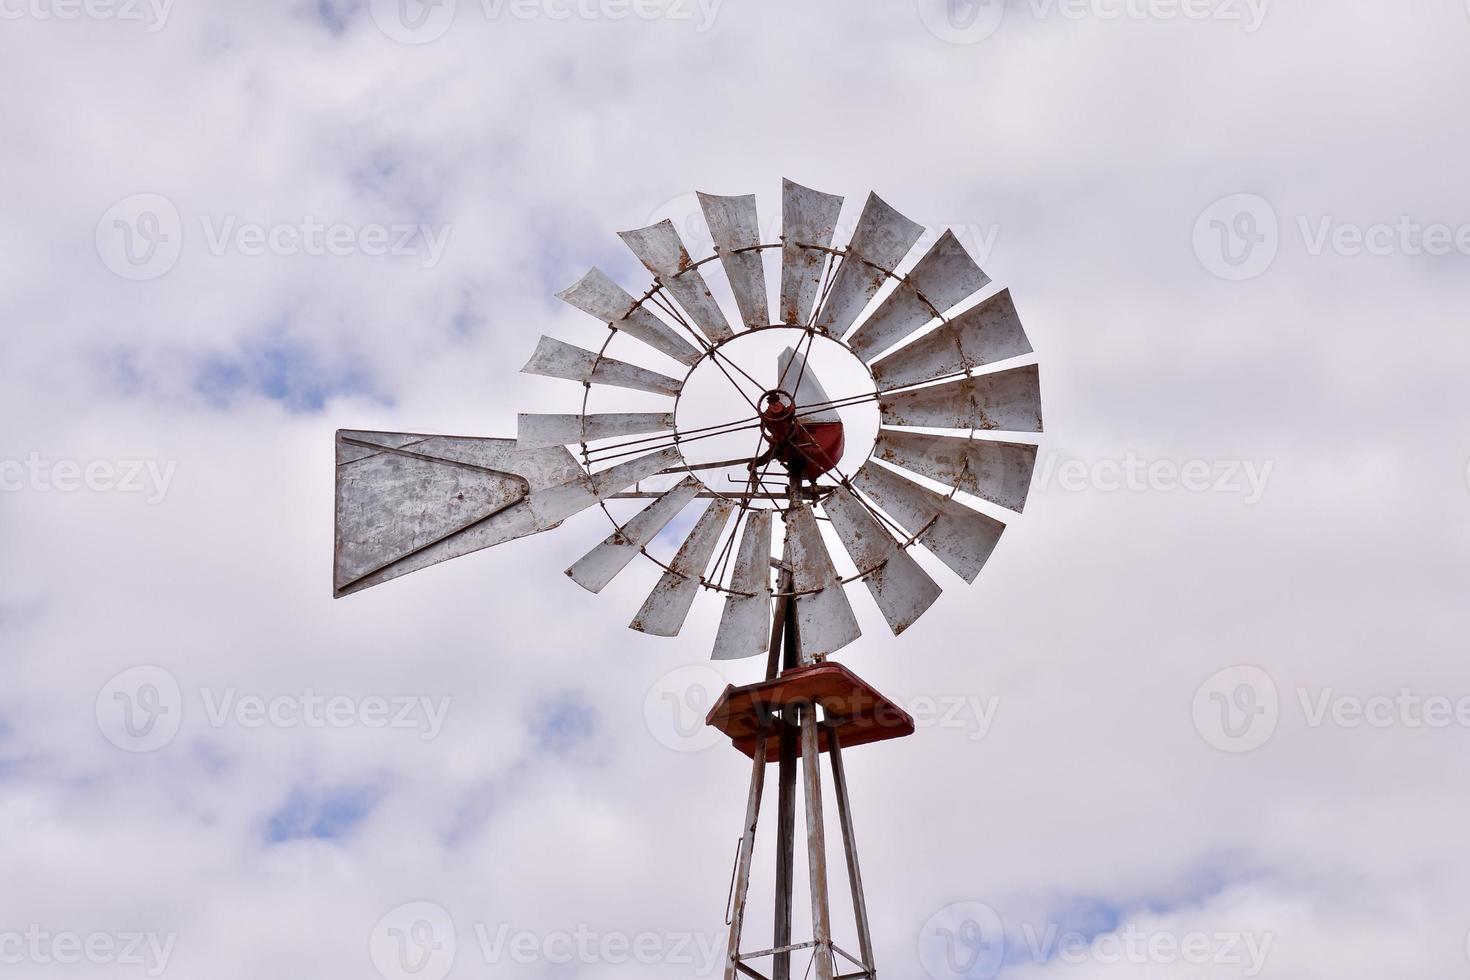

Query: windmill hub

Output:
[672, 326, 875, 494]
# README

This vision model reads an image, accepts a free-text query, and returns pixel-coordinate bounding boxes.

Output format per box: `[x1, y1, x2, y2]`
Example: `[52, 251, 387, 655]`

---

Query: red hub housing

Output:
[759, 390, 845, 478]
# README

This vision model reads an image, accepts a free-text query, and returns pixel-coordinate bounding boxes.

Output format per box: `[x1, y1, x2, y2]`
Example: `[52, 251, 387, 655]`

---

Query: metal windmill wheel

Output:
[332, 179, 1043, 980]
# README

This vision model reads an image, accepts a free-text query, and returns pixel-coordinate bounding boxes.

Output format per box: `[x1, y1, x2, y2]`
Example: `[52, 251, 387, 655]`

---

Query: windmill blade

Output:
[526, 446, 684, 528]
[619, 220, 733, 343]
[522, 336, 683, 397]
[823, 487, 942, 635]
[698, 192, 770, 330]
[849, 461, 1004, 583]
[776, 347, 840, 423]
[333, 430, 583, 597]
[517, 412, 674, 450]
[785, 503, 861, 658]
[815, 193, 924, 339]
[556, 268, 702, 367]
[846, 230, 990, 362]
[566, 477, 703, 594]
[712, 510, 774, 661]
[875, 429, 1038, 513]
[779, 178, 843, 326]
[870, 289, 1032, 392]
[630, 498, 735, 636]
[879, 365, 1043, 433]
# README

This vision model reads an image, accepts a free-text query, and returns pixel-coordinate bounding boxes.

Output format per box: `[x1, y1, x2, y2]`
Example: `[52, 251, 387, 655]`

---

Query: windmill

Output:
[334, 179, 1043, 980]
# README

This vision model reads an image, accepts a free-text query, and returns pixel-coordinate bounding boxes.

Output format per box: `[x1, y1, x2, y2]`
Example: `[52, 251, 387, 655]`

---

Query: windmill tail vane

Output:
[332, 179, 1043, 979]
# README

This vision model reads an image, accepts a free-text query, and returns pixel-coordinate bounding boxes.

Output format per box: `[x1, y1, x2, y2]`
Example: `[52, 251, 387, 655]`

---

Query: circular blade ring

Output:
[531, 188, 1040, 618]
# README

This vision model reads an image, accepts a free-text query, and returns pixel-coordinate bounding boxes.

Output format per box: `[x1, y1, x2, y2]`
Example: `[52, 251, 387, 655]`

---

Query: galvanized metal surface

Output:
[699, 192, 770, 331]
[846, 229, 990, 362]
[333, 430, 583, 596]
[776, 347, 841, 423]
[823, 486, 942, 635]
[772, 574, 798, 980]
[522, 335, 683, 396]
[849, 460, 1005, 583]
[826, 727, 875, 975]
[630, 498, 734, 636]
[566, 477, 702, 593]
[619, 220, 734, 342]
[779, 179, 843, 326]
[712, 511, 774, 661]
[516, 411, 675, 450]
[878, 364, 1043, 432]
[799, 705, 835, 980]
[874, 429, 1038, 513]
[556, 267, 701, 366]
[722, 722, 769, 980]
[870, 288, 1032, 391]
[785, 504, 861, 658]
[816, 193, 924, 339]
[527, 446, 684, 530]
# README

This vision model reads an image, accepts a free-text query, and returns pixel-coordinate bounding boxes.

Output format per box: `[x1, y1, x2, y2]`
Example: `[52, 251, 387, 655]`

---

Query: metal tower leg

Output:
[773, 722, 797, 980]
[799, 702, 835, 980]
[828, 724, 875, 977]
[723, 723, 769, 980]
[772, 553, 799, 980]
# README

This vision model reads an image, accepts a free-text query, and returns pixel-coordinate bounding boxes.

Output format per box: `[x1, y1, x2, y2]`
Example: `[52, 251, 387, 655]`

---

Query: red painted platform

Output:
[705, 662, 915, 760]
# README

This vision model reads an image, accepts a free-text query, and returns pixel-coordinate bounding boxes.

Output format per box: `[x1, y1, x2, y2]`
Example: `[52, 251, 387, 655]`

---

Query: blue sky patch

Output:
[195, 334, 386, 413]
[265, 783, 381, 843]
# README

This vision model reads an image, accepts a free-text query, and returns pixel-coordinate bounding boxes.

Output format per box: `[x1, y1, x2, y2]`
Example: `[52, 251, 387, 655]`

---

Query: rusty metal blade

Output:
[823, 487, 942, 635]
[776, 347, 840, 423]
[850, 461, 1004, 583]
[333, 430, 583, 597]
[630, 498, 735, 636]
[712, 510, 774, 661]
[528, 446, 684, 529]
[698, 192, 770, 330]
[522, 336, 683, 397]
[875, 429, 1038, 513]
[517, 412, 674, 450]
[619, 220, 733, 343]
[846, 230, 989, 361]
[780, 179, 843, 326]
[566, 476, 702, 593]
[556, 268, 701, 366]
[786, 504, 861, 658]
[870, 289, 1032, 392]
[878, 365, 1042, 433]
[815, 193, 924, 339]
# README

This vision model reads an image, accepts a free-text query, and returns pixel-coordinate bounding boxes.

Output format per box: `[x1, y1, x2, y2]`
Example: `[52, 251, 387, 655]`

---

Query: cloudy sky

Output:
[3, 0, 1469, 977]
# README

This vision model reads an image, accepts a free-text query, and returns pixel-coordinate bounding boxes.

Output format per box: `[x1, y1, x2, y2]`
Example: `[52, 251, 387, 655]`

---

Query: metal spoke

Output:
[585, 419, 766, 466]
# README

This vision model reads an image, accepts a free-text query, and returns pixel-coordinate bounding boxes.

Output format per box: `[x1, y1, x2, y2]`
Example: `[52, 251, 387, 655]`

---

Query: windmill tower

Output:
[334, 180, 1043, 979]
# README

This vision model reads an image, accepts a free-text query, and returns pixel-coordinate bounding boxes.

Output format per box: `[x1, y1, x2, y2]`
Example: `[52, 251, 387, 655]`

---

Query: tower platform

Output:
[705, 661, 915, 761]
